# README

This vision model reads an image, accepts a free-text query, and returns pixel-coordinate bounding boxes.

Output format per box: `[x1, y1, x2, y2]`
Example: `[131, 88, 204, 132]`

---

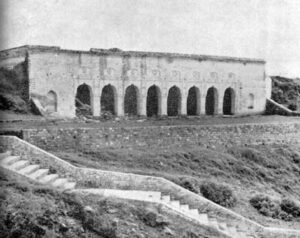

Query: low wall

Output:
[22, 122, 300, 151]
[1, 135, 300, 238]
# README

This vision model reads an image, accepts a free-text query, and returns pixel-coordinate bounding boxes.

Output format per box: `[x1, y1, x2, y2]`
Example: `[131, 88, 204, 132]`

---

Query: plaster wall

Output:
[27, 49, 266, 117]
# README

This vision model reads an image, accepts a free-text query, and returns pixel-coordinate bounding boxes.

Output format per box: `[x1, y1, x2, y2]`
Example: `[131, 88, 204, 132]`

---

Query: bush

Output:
[177, 177, 199, 194]
[200, 182, 237, 208]
[250, 195, 293, 221]
[288, 103, 297, 111]
[280, 199, 300, 218]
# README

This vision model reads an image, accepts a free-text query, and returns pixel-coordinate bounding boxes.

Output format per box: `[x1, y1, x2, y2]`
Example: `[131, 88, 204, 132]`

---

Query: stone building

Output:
[0, 45, 268, 118]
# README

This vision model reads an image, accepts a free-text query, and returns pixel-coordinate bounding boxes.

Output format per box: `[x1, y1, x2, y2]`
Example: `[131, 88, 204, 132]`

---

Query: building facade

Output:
[0, 45, 267, 118]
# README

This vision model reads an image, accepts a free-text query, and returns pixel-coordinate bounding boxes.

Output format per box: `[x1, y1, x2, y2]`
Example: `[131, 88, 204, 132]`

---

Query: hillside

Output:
[271, 76, 300, 111]
[0, 168, 223, 238]
[55, 142, 300, 230]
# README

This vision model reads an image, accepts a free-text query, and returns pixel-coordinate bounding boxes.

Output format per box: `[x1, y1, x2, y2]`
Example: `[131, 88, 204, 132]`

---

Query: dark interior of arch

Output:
[187, 87, 198, 115]
[205, 87, 217, 115]
[75, 84, 92, 116]
[101, 85, 115, 115]
[223, 88, 234, 115]
[147, 85, 159, 117]
[167, 86, 180, 116]
[124, 85, 138, 116]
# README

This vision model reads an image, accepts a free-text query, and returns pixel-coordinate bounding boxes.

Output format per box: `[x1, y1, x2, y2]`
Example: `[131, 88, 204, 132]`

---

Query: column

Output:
[180, 91, 187, 116]
[92, 95, 101, 116]
[160, 89, 168, 116]
[200, 94, 206, 115]
[218, 90, 224, 115]
[139, 89, 147, 116]
[116, 95, 124, 116]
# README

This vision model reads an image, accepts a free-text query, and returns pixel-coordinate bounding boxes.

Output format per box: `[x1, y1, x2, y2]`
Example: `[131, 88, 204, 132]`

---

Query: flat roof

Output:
[0, 45, 266, 64]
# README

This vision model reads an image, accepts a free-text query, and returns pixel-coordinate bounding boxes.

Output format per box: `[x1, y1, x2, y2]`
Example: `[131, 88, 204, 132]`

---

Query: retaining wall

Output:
[22, 122, 300, 151]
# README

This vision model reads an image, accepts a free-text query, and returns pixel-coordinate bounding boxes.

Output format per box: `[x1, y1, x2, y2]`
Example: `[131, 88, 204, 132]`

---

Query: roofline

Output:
[0, 45, 266, 64]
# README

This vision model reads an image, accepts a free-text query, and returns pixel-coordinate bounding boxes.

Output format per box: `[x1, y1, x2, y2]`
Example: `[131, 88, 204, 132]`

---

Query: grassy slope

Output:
[271, 76, 300, 111]
[54, 143, 300, 229]
[0, 168, 228, 238]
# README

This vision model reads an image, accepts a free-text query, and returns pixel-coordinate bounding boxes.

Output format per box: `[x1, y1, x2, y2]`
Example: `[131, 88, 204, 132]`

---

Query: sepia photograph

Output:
[0, 0, 299, 237]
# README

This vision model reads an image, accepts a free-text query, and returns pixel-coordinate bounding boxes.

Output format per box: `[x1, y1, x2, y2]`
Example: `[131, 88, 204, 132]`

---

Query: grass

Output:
[54, 143, 300, 229]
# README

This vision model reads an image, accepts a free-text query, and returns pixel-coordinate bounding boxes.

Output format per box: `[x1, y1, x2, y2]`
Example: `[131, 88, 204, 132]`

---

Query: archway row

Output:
[74, 84, 236, 117]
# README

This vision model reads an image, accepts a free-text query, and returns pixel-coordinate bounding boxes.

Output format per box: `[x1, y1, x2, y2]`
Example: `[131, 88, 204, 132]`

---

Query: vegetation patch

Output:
[200, 181, 237, 208]
[250, 195, 300, 221]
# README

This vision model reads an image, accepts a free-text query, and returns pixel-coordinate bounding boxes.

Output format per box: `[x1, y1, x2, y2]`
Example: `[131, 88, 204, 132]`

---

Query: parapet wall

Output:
[22, 122, 300, 152]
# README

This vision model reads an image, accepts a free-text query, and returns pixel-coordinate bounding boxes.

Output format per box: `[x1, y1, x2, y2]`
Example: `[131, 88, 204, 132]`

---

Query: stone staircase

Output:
[75, 188, 255, 238]
[0, 145, 300, 238]
[0, 151, 76, 190]
[0, 150, 258, 238]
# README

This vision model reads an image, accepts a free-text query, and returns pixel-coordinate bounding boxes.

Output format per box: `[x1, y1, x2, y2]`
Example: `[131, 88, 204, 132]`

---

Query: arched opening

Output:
[147, 85, 161, 117]
[75, 84, 92, 116]
[124, 85, 138, 116]
[101, 84, 116, 115]
[248, 93, 254, 109]
[223, 87, 235, 115]
[187, 86, 200, 115]
[167, 86, 181, 116]
[205, 87, 218, 115]
[46, 90, 57, 113]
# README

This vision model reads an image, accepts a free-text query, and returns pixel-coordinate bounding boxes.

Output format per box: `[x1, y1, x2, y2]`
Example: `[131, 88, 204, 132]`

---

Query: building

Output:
[0, 45, 268, 118]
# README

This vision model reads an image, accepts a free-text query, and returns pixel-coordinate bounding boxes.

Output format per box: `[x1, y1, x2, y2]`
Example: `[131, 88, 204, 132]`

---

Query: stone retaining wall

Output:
[22, 122, 300, 151]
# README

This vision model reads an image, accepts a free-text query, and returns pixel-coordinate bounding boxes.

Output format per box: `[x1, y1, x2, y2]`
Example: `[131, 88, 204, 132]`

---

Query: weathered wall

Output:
[27, 47, 266, 117]
[22, 122, 300, 152]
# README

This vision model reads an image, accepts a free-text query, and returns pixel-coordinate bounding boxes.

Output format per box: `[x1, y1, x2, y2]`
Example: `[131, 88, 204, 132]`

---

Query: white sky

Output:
[0, 0, 299, 77]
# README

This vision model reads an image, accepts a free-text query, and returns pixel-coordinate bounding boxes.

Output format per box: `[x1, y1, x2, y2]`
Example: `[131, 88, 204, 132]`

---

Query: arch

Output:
[101, 84, 117, 115]
[187, 86, 200, 116]
[223, 87, 235, 115]
[46, 90, 57, 112]
[167, 86, 181, 116]
[248, 93, 254, 109]
[205, 87, 218, 115]
[75, 84, 92, 116]
[124, 84, 139, 116]
[147, 85, 161, 117]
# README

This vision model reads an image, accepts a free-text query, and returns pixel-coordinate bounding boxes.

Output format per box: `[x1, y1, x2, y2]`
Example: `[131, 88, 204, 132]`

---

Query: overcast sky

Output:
[0, 0, 299, 77]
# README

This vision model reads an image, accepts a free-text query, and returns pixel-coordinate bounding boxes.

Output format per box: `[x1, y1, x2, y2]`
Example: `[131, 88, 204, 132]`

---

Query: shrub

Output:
[288, 103, 297, 111]
[177, 177, 199, 194]
[280, 199, 300, 218]
[250, 195, 293, 221]
[200, 182, 237, 208]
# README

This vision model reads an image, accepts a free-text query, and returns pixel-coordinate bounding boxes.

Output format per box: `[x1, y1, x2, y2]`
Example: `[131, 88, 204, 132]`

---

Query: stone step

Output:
[0, 155, 20, 166]
[0, 151, 11, 159]
[198, 213, 209, 224]
[39, 174, 59, 184]
[169, 200, 180, 209]
[18, 164, 40, 175]
[180, 204, 189, 211]
[9, 160, 29, 171]
[161, 195, 170, 203]
[52, 178, 69, 188]
[209, 217, 219, 229]
[189, 209, 199, 217]
[62, 181, 76, 190]
[28, 169, 49, 180]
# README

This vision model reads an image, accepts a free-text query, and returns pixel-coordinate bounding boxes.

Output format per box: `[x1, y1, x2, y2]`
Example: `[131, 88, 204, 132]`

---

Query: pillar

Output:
[200, 94, 206, 115]
[139, 89, 147, 116]
[92, 95, 101, 116]
[218, 90, 224, 115]
[180, 91, 187, 115]
[160, 90, 167, 116]
[116, 95, 124, 116]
